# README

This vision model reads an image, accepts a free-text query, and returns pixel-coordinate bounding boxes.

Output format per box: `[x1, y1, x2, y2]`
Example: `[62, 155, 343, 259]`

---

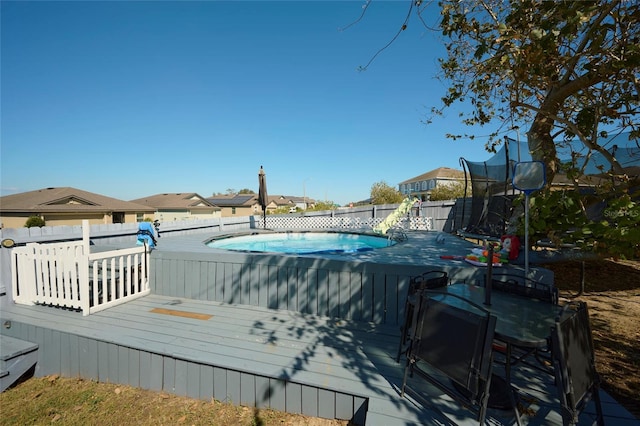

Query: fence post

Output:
[80, 220, 91, 315]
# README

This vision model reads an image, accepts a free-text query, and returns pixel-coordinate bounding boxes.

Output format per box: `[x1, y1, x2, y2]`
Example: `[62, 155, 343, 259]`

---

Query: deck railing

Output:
[10, 221, 150, 316]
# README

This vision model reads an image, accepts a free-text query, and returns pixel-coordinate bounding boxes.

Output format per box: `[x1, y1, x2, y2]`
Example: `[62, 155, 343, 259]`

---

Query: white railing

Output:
[10, 221, 149, 316]
[86, 246, 150, 315]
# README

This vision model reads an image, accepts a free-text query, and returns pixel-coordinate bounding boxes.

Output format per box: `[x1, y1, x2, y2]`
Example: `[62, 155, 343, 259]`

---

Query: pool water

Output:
[206, 232, 395, 254]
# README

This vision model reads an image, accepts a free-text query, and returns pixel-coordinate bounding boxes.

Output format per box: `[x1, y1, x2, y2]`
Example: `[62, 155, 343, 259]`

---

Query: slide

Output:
[373, 197, 418, 235]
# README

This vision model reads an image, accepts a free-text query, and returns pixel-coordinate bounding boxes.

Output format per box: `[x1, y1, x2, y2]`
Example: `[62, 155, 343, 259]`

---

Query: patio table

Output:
[432, 282, 565, 413]
[440, 283, 563, 350]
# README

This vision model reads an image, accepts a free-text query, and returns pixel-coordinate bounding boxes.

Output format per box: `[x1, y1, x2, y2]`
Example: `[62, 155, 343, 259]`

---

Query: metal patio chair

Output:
[395, 270, 448, 363]
[487, 272, 558, 304]
[486, 272, 559, 375]
[551, 301, 604, 426]
[400, 290, 503, 424]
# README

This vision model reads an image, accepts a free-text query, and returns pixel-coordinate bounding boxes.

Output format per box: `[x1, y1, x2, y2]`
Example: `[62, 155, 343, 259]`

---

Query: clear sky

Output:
[1, 0, 499, 206]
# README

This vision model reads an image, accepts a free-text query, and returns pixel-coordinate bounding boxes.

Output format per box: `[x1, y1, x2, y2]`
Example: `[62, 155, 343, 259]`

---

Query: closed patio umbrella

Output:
[258, 166, 268, 229]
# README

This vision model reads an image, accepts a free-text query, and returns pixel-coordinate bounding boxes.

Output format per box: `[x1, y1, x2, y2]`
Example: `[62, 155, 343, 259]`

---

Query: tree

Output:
[436, 0, 639, 184]
[310, 200, 338, 211]
[435, 0, 639, 258]
[238, 189, 255, 194]
[429, 181, 467, 201]
[352, 0, 638, 180]
[370, 181, 405, 204]
[351, 0, 639, 257]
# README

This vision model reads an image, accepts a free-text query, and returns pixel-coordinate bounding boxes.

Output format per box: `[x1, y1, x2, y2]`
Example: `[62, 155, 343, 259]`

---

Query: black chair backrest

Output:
[488, 273, 558, 304]
[550, 301, 603, 425]
[396, 271, 449, 363]
[409, 270, 448, 294]
[412, 291, 496, 399]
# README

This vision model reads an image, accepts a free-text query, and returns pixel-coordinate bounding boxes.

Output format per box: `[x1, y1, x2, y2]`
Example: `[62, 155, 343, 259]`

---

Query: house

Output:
[285, 195, 316, 211]
[206, 194, 265, 217]
[398, 167, 465, 201]
[206, 194, 307, 217]
[130, 193, 221, 222]
[0, 187, 155, 229]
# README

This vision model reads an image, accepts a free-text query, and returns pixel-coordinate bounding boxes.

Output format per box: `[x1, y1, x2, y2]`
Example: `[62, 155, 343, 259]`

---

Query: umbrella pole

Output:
[524, 193, 530, 278]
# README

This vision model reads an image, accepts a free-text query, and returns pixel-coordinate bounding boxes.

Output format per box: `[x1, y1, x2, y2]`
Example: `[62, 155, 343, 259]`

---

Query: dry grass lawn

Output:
[0, 374, 347, 425]
[543, 259, 640, 418]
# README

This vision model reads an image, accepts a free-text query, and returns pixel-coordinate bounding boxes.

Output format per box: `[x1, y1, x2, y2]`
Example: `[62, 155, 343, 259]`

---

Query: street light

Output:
[303, 178, 311, 210]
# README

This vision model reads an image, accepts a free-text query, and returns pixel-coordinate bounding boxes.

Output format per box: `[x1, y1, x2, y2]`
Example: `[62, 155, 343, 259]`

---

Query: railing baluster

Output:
[12, 242, 150, 315]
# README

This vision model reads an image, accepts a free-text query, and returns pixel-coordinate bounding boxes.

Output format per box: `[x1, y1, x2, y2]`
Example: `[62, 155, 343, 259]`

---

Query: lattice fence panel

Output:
[258, 216, 431, 231]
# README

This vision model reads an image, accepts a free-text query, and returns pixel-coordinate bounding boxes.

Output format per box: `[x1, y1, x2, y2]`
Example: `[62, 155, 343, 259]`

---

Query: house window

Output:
[112, 212, 125, 224]
[232, 207, 236, 215]
[136, 213, 144, 222]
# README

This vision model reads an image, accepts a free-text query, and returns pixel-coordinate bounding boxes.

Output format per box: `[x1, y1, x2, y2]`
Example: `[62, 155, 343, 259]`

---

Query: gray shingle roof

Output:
[206, 194, 257, 207]
[0, 187, 154, 213]
[130, 193, 220, 210]
[399, 167, 465, 185]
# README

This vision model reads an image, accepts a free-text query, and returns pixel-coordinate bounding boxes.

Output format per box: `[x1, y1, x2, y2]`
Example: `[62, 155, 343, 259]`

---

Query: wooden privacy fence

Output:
[10, 222, 150, 316]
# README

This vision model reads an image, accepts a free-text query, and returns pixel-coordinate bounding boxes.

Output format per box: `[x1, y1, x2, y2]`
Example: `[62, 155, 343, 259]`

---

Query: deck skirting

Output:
[151, 250, 448, 327]
[1, 296, 423, 424]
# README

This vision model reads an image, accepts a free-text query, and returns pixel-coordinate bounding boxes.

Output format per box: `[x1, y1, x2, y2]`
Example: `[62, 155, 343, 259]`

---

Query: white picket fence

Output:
[10, 222, 150, 316]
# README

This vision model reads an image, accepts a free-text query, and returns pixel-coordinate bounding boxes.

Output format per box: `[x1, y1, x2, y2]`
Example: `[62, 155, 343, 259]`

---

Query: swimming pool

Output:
[206, 231, 396, 254]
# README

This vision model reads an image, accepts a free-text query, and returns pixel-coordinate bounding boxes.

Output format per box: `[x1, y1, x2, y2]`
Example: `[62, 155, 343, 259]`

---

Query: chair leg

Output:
[593, 388, 605, 426]
[396, 318, 408, 363]
[400, 359, 413, 398]
[509, 386, 522, 426]
[396, 303, 414, 363]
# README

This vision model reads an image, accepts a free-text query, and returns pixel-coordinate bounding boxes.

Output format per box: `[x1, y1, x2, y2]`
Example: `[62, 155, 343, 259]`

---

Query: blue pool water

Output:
[206, 231, 396, 254]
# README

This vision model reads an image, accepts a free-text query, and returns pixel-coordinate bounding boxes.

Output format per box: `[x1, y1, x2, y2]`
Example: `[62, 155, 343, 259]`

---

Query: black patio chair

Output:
[395, 270, 448, 363]
[400, 290, 508, 424]
[486, 272, 558, 304]
[550, 301, 604, 426]
[485, 273, 558, 376]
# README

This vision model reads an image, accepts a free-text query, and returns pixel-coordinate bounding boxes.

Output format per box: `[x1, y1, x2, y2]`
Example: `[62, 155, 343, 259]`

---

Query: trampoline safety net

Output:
[457, 132, 639, 239]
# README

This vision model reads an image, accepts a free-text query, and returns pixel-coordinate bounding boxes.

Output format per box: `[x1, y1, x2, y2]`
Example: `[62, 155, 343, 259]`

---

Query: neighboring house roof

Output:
[271, 196, 295, 206]
[205, 194, 315, 209]
[0, 187, 154, 213]
[130, 193, 220, 211]
[206, 194, 258, 207]
[399, 167, 465, 185]
[285, 196, 316, 204]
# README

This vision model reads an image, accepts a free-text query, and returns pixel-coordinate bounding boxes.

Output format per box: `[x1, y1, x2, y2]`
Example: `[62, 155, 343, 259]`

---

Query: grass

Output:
[0, 373, 346, 425]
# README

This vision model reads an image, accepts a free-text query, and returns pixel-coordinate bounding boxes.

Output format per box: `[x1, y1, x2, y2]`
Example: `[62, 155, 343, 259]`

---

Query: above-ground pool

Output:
[205, 231, 396, 254]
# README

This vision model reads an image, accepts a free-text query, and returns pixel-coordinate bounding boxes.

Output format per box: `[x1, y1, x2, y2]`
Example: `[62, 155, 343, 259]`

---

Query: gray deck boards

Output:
[2, 294, 634, 425]
[1, 231, 635, 425]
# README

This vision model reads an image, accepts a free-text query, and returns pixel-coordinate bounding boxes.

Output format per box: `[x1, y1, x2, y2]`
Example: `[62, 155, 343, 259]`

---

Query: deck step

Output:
[0, 334, 39, 392]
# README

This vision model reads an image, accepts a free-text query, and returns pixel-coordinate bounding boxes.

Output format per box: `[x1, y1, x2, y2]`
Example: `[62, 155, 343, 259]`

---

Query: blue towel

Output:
[136, 222, 157, 247]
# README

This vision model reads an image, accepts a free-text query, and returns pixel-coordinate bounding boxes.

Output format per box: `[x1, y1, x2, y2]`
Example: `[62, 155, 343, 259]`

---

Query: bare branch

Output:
[338, 0, 372, 32]
[358, 1, 415, 71]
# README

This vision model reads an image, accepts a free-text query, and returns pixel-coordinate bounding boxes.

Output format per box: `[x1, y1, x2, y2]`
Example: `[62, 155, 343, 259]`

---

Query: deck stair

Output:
[0, 334, 38, 392]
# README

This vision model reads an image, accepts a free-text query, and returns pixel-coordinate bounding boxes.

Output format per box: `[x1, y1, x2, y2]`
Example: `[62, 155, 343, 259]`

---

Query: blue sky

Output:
[1, 1, 498, 206]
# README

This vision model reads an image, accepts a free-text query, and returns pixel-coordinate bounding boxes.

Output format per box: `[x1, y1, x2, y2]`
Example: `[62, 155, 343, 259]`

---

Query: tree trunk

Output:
[527, 117, 558, 187]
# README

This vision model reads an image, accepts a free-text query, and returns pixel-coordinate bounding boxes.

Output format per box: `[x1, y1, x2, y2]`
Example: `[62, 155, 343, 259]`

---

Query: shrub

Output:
[25, 216, 45, 228]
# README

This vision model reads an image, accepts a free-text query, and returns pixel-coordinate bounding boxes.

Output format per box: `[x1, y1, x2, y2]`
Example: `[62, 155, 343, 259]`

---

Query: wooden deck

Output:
[1, 230, 636, 425]
[1, 294, 634, 425]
